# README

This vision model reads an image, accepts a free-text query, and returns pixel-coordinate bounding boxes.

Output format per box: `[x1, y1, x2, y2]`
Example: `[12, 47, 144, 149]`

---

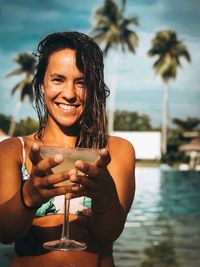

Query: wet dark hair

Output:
[33, 31, 110, 148]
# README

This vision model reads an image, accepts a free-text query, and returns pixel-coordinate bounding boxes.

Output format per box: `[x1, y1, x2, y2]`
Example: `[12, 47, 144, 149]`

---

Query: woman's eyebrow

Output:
[50, 73, 65, 79]
[50, 74, 85, 80]
[75, 76, 85, 81]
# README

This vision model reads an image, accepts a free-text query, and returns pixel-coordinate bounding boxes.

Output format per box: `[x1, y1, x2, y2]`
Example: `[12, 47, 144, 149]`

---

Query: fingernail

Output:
[54, 154, 63, 163]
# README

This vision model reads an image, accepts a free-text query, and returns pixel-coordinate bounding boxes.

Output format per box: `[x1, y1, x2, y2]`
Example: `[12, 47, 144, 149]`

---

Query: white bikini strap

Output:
[18, 137, 25, 165]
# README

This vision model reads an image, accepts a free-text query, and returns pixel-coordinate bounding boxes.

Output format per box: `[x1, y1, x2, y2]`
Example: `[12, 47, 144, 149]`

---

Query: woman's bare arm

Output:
[0, 138, 36, 243]
[0, 139, 73, 243]
[70, 136, 136, 243]
[91, 136, 135, 242]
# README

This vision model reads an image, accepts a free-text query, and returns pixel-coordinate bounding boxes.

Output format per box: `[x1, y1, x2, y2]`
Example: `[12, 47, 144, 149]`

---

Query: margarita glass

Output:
[40, 146, 100, 251]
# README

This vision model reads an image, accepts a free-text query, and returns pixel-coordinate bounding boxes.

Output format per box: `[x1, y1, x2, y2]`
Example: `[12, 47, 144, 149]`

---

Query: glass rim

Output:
[39, 146, 100, 151]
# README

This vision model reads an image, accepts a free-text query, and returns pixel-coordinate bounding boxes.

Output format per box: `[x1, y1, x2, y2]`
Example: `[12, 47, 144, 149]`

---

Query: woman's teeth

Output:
[59, 104, 77, 110]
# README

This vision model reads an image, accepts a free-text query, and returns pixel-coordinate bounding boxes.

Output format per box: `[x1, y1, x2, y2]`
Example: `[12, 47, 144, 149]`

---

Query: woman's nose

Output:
[61, 82, 77, 101]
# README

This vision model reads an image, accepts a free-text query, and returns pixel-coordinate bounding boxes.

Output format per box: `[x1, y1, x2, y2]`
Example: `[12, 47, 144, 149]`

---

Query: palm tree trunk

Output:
[107, 49, 119, 134]
[161, 80, 169, 155]
[8, 101, 21, 136]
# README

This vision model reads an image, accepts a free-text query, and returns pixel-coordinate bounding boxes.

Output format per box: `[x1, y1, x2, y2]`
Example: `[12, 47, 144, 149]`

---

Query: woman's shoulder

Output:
[0, 137, 24, 164]
[0, 136, 21, 150]
[0, 134, 35, 158]
[106, 135, 135, 187]
[0, 134, 34, 148]
[107, 135, 135, 148]
[107, 135, 135, 158]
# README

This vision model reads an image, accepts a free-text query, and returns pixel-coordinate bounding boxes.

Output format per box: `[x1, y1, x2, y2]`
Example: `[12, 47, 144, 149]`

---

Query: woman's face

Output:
[41, 48, 86, 129]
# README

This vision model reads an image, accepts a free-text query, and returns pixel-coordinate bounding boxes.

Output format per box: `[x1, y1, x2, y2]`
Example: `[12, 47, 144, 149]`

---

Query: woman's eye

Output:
[76, 80, 85, 88]
[52, 78, 63, 84]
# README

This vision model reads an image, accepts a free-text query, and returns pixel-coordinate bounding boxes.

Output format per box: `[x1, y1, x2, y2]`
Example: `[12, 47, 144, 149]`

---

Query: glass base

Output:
[43, 238, 87, 251]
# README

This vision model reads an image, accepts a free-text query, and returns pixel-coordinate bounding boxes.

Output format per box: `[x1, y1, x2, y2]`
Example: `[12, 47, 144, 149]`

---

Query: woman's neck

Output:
[41, 121, 78, 148]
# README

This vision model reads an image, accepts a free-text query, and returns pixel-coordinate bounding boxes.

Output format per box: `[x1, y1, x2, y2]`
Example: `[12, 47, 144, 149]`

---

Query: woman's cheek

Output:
[45, 85, 61, 97]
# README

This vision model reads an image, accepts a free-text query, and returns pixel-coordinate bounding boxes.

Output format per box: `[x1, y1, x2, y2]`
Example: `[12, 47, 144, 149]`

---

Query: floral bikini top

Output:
[18, 137, 92, 217]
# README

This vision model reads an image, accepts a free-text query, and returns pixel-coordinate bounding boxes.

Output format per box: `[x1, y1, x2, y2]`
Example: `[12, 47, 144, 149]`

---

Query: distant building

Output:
[179, 136, 200, 170]
[112, 131, 161, 160]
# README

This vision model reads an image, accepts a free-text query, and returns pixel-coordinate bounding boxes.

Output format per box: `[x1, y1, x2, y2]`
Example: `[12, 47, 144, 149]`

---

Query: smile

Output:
[58, 103, 79, 111]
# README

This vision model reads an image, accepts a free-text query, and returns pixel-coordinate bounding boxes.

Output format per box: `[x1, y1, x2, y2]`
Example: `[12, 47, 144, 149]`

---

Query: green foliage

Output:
[0, 114, 11, 134]
[13, 117, 38, 136]
[113, 110, 152, 131]
[161, 150, 190, 165]
[172, 117, 200, 131]
[161, 128, 190, 165]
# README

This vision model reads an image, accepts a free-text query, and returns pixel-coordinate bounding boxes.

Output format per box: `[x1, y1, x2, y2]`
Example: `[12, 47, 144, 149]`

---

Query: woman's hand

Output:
[67, 148, 118, 208]
[22, 143, 73, 208]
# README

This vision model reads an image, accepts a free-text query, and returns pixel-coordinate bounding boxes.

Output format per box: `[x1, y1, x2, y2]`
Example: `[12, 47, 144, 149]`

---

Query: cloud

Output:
[159, 0, 200, 37]
[126, 0, 200, 39]
[0, 0, 92, 52]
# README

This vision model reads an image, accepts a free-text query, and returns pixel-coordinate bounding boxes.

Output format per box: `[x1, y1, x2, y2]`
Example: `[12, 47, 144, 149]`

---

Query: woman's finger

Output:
[29, 142, 41, 165]
[41, 171, 70, 188]
[33, 154, 64, 176]
[41, 185, 75, 199]
[74, 161, 99, 178]
[96, 148, 111, 168]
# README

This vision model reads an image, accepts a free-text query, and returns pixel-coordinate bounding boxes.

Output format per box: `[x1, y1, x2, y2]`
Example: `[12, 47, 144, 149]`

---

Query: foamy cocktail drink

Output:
[40, 146, 100, 251]
[40, 146, 100, 186]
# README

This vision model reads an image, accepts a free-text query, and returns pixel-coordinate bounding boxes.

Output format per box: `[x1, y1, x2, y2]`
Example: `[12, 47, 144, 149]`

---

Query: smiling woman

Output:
[41, 49, 86, 130]
[33, 32, 110, 148]
[0, 31, 135, 267]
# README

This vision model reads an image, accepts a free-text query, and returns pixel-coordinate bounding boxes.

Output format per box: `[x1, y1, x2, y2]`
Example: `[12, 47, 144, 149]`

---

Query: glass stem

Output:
[61, 197, 70, 241]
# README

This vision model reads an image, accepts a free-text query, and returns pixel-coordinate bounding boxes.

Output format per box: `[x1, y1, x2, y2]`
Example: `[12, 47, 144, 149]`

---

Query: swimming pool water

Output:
[113, 167, 200, 267]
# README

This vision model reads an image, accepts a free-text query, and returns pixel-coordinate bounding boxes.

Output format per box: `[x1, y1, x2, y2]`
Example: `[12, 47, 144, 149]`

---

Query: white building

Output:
[112, 131, 161, 160]
[0, 129, 161, 160]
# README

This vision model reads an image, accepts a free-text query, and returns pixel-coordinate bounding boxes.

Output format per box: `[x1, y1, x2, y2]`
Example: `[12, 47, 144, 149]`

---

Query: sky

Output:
[0, 0, 199, 127]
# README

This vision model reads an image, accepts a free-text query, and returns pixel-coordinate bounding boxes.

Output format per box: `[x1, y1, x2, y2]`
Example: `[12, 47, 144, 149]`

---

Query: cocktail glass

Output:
[40, 146, 100, 251]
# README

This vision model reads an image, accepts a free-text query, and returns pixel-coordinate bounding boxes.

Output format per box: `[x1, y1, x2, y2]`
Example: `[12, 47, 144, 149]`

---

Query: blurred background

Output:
[0, 0, 200, 266]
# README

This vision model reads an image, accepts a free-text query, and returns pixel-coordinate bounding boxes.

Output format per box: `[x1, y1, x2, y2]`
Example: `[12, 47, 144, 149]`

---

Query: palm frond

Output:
[6, 68, 23, 78]
[95, 0, 119, 23]
[92, 30, 109, 45]
[20, 82, 34, 102]
[11, 80, 26, 95]
[174, 43, 191, 62]
[104, 39, 115, 55]
[124, 30, 138, 46]
[122, 16, 139, 27]
[14, 53, 36, 74]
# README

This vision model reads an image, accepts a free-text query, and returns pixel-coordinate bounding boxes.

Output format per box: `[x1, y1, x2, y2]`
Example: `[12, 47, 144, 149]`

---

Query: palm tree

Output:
[90, 0, 139, 133]
[148, 29, 191, 155]
[6, 52, 36, 136]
